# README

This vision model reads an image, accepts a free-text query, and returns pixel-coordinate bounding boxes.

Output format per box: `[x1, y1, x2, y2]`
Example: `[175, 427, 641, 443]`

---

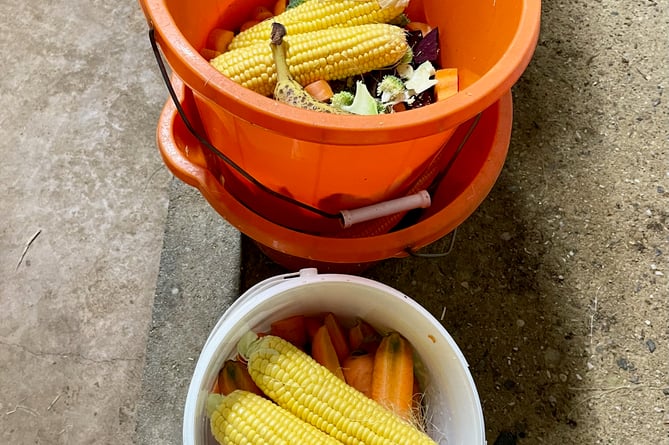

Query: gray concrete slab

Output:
[1, 1, 182, 443]
[135, 178, 240, 444]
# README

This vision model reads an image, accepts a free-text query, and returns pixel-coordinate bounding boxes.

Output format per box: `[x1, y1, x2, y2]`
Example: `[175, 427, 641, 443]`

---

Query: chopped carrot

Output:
[304, 79, 334, 102]
[304, 314, 324, 341]
[218, 359, 264, 396]
[391, 102, 407, 113]
[406, 21, 433, 37]
[239, 19, 259, 32]
[342, 353, 375, 397]
[207, 28, 235, 53]
[251, 5, 274, 21]
[273, 0, 287, 16]
[370, 332, 414, 420]
[270, 315, 307, 350]
[311, 324, 345, 381]
[411, 375, 425, 426]
[200, 48, 221, 60]
[324, 312, 350, 362]
[348, 318, 381, 354]
[434, 68, 459, 101]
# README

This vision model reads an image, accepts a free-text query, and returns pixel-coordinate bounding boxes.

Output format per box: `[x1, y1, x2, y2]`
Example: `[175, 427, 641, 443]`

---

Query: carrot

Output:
[251, 5, 274, 21]
[434, 68, 459, 101]
[391, 102, 407, 113]
[341, 353, 375, 397]
[270, 314, 307, 349]
[324, 312, 350, 362]
[370, 332, 414, 420]
[348, 318, 381, 354]
[311, 324, 345, 381]
[218, 359, 264, 396]
[411, 375, 425, 427]
[239, 19, 259, 32]
[304, 314, 324, 341]
[273, 0, 287, 16]
[406, 21, 433, 37]
[207, 28, 234, 53]
[200, 48, 222, 61]
[304, 79, 334, 102]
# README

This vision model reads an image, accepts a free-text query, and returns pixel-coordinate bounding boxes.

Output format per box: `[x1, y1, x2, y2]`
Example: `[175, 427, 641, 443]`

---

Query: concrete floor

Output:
[1, 1, 667, 445]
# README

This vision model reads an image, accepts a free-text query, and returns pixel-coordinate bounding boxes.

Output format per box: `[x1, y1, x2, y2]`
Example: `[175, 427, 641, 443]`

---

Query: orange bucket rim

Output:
[141, 0, 540, 144]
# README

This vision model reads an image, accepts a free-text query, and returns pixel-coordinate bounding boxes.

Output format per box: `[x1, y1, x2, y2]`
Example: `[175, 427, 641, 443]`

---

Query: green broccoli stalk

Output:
[330, 90, 355, 110]
[341, 81, 381, 115]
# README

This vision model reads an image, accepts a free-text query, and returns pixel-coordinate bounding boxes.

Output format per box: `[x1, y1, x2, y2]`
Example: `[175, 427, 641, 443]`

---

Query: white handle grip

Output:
[340, 190, 432, 228]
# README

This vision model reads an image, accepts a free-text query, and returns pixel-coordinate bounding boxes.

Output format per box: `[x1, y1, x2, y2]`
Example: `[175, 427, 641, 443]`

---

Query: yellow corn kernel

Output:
[241, 334, 438, 445]
[208, 390, 344, 444]
[228, 0, 410, 50]
[210, 23, 408, 96]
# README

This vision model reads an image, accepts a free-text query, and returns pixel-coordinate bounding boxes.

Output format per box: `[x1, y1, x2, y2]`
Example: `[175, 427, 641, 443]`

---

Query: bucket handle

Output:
[148, 29, 477, 229]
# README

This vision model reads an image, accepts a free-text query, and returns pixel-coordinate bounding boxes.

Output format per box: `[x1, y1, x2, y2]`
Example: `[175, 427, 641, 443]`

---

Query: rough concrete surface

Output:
[135, 179, 240, 443]
[0, 1, 173, 444]
[1, 1, 667, 445]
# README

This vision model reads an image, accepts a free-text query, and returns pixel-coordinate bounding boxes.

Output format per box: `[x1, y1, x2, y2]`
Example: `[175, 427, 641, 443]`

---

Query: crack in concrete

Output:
[0, 340, 142, 364]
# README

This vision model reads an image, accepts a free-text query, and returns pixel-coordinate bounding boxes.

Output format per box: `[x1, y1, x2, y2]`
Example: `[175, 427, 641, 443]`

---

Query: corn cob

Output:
[210, 23, 408, 96]
[228, 0, 410, 50]
[239, 333, 438, 445]
[208, 390, 344, 444]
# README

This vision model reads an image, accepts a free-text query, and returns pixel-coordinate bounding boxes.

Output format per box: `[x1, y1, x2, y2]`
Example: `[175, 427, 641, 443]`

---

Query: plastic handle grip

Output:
[340, 190, 432, 228]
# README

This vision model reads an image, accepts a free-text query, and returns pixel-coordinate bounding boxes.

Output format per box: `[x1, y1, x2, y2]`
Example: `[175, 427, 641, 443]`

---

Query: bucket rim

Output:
[140, 0, 540, 145]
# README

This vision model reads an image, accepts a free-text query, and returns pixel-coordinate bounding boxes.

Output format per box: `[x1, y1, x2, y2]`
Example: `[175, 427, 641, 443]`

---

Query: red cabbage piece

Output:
[412, 27, 440, 65]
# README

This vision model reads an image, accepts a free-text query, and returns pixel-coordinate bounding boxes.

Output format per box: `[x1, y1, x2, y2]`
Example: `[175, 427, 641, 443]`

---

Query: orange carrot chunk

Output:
[207, 28, 235, 53]
[273, 0, 287, 15]
[270, 314, 307, 350]
[239, 19, 259, 32]
[200, 48, 222, 61]
[304, 315, 324, 341]
[370, 332, 414, 420]
[324, 312, 351, 362]
[406, 21, 433, 37]
[348, 318, 381, 354]
[434, 68, 459, 101]
[342, 353, 375, 397]
[311, 324, 345, 381]
[304, 79, 335, 102]
[251, 5, 274, 21]
[218, 359, 264, 396]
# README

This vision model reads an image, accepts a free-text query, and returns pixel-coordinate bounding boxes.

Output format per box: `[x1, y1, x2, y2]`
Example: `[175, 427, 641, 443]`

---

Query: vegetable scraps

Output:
[203, 0, 457, 114]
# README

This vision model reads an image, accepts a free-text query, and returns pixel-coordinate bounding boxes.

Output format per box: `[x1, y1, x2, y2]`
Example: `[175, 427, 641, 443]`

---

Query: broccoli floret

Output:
[341, 81, 381, 115]
[330, 90, 355, 110]
[404, 61, 438, 95]
[398, 47, 414, 65]
[388, 13, 410, 27]
[377, 75, 407, 104]
[287, 0, 308, 9]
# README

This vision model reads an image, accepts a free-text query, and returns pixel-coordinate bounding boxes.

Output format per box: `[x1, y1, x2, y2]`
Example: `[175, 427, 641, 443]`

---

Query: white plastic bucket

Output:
[183, 268, 485, 444]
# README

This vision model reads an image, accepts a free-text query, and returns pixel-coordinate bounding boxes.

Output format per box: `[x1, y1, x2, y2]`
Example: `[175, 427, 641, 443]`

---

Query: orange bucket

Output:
[139, 0, 540, 229]
[157, 76, 514, 272]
